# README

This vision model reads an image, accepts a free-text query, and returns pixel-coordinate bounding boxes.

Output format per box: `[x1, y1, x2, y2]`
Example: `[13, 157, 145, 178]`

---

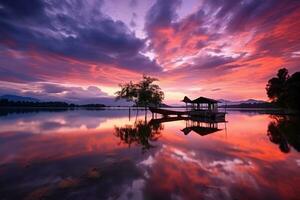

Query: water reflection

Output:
[0, 107, 73, 117]
[149, 116, 225, 136]
[268, 115, 300, 153]
[114, 120, 163, 152]
[0, 109, 300, 200]
[114, 116, 225, 152]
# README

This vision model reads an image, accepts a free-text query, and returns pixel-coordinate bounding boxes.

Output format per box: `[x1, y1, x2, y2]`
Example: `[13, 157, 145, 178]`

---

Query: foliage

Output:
[266, 68, 300, 110]
[115, 75, 164, 107]
[285, 72, 300, 110]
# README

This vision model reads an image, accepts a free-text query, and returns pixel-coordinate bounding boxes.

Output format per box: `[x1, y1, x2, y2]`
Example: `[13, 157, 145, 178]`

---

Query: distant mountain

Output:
[159, 103, 172, 107]
[218, 99, 267, 105]
[0, 94, 133, 106]
[240, 99, 267, 104]
[0, 94, 268, 107]
[217, 99, 233, 104]
[168, 99, 268, 107]
[0, 95, 40, 102]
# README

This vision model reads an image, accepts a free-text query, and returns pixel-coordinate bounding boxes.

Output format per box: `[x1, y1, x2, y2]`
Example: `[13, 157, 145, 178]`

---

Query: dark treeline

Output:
[79, 104, 106, 108]
[0, 99, 105, 108]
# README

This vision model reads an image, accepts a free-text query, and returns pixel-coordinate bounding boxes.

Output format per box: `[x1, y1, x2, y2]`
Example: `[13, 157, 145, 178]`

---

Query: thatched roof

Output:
[192, 97, 219, 104]
[182, 96, 192, 103]
[181, 127, 192, 135]
[190, 126, 221, 136]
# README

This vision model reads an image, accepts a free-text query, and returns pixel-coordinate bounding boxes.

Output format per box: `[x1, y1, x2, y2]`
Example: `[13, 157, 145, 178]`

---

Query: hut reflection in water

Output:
[149, 116, 226, 136]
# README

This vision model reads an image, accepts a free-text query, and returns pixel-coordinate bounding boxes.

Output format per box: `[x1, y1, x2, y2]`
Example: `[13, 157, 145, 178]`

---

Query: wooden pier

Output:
[149, 107, 226, 119]
[149, 107, 187, 117]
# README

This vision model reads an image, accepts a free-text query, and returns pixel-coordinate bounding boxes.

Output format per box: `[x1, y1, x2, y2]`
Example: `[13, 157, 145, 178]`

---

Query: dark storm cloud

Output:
[0, 67, 41, 82]
[0, 0, 161, 73]
[196, 0, 296, 33]
[146, 0, 181, 29]
[41, 83, 67, 94]
[0, 0, 45, 18]
[179, 55, 239, 75]
[130, 12, 137, 27]
[200, 0, 270, 32]
[254, 31, 300, 57]
[129, 0, 137, 8]
[197, 55, 236, 69]
[0, 85, 20, 96]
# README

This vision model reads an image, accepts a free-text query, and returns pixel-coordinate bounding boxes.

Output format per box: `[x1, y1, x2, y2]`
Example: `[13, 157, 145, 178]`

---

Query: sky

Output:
[0, 0, 300, 104]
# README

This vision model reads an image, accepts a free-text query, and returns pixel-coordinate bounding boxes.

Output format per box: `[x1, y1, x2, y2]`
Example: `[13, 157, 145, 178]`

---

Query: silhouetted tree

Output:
[285, 72, 300, 110]
[115, 75, 164, 107]
[266, 68, 288, 107]
[266, 68, 300, 110]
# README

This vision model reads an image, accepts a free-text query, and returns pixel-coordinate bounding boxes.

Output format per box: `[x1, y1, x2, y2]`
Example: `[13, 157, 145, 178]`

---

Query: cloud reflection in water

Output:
[0, 110, 299, 199]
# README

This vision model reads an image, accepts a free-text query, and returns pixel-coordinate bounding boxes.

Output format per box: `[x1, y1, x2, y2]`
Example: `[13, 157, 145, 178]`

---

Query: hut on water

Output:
[150, 96, 225, 119]
[182, 96, 219, 112]
[182, 96, 192, 109]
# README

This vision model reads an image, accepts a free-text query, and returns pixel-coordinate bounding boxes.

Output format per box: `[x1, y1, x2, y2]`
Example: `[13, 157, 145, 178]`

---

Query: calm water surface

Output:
[0, 109, 299, 200]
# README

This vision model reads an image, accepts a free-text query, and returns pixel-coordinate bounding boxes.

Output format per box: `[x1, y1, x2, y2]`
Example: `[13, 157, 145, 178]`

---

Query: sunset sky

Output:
[0, 0, 300, 104]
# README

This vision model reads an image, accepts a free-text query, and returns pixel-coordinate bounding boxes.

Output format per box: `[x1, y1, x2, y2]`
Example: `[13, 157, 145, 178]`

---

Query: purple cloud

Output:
[0, 0, 161, 73]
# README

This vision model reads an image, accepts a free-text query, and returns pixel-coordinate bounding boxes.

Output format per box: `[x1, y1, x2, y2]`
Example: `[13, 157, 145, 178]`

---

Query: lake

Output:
[0, 109, 299, 200]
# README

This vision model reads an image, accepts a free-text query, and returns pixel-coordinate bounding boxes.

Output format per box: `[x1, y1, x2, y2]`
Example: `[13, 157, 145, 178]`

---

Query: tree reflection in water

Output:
[267, 115, 300, 153]
[114, 120, 163, 152]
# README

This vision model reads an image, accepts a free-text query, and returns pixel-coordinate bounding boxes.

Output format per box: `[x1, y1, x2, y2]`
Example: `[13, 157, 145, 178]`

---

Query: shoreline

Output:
[0, 106, 299, 115]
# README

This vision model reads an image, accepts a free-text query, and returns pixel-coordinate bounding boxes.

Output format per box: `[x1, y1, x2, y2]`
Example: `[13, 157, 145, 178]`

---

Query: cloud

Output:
[145, 0, 212, 69]
[129, 0, 137, 8]
[38, 84, 109, 101]
[130, 12, 137, 27]
[0, 0, 161, 74]
[211, 88, 221, 92]
[41, 83, 66, 94]
[1, 0, 300, 102]
[0, 81, 118, 104]
[142, 0, 300, 100]
[145, 0, 300, 69]
[146, 0, 181, 29]
[0, 0, 45, 18]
